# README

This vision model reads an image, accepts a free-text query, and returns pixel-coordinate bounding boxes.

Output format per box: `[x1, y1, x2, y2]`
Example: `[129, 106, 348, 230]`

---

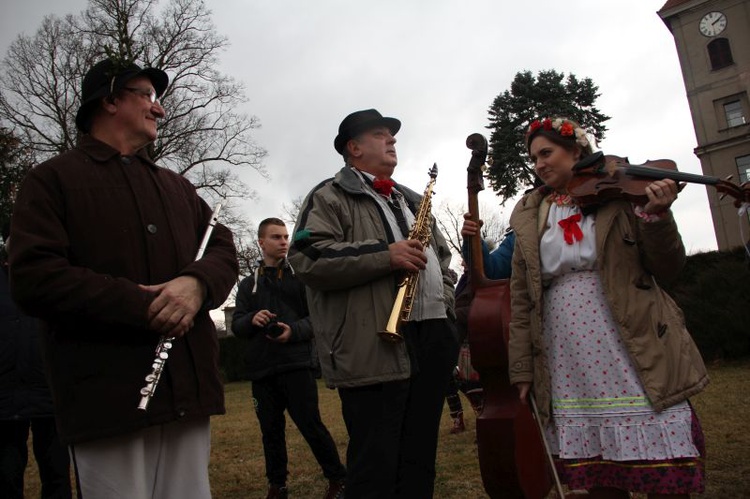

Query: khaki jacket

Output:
[508, 189, 708, 426]
[289, 167, 455, 388]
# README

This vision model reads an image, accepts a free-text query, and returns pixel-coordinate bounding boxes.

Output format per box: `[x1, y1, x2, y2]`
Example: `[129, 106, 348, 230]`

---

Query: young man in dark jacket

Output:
[232, 218, 346, 499]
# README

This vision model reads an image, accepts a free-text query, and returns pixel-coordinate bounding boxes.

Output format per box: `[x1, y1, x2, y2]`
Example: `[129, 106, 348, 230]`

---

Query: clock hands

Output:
[699, 12, 726, 36]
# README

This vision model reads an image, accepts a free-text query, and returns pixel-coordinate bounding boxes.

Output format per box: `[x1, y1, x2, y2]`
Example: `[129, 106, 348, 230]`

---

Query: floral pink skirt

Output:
[554, 409, 705, 494]
[543, 271, 705, 493]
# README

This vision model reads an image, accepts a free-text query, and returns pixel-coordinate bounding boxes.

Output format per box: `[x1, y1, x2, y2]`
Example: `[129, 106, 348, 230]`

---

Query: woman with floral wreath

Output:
[507, 117, 708, 499]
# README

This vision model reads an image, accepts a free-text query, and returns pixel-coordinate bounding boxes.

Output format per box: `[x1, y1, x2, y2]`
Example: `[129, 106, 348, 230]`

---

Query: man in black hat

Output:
[289, 109, 459, 498]
[8, 58, 238, 498]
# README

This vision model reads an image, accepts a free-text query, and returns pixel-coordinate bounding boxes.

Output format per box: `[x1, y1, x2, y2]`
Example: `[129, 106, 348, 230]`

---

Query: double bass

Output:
[464, 133, 553, 498]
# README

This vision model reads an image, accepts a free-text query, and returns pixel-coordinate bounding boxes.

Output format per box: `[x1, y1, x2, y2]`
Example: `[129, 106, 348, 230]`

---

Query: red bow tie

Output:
[558, 213, 583, 245]
[373, 178, 396, 197]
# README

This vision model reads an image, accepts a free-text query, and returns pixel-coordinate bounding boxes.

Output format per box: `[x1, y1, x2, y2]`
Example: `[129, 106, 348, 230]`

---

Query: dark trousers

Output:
[0, 417, 71, 499]
[252, 369, 346, 487]
[338, 318, 459, 499]
[445, 374, 464, 417]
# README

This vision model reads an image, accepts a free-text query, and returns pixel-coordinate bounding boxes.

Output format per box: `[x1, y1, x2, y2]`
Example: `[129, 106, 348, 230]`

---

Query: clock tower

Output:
[658, 0, 750, 251]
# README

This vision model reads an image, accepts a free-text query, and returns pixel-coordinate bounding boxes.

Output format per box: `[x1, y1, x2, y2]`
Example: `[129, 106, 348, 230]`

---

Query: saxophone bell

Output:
[378, 330, 404, 343]
[378, 285, 408, 342]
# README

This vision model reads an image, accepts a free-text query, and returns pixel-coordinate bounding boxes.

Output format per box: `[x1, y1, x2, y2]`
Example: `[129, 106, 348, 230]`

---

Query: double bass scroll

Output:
[464, 133, 553, 499]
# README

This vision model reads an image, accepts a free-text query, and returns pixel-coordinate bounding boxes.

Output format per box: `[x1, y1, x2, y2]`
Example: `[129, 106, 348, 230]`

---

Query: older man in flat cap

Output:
[8, 58, 238, 499]
[290, 109, 459, 498]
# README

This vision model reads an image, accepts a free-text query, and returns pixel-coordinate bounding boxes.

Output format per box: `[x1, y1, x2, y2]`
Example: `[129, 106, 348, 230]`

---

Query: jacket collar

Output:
[77, 135, 159, 170]
[511, 186, 546, 223]
[252, 258, 293, 293]
[257, 257, 292, 271]
[333, 166, 420, 209]
[334, 166, 375, 196]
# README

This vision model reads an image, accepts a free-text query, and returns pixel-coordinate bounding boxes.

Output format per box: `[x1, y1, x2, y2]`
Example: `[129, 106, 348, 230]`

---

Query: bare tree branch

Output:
[282, 196, 304, 227]
[0, 0, 266, 234]
[436, 199, 509, 261]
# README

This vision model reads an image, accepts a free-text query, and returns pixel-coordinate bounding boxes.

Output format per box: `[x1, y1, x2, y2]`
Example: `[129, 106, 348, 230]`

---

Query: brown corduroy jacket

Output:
[8, 136, 238, 444]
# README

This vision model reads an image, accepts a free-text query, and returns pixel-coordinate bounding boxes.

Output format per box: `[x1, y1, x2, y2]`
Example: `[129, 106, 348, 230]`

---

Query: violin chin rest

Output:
[572, 151, 604, 171]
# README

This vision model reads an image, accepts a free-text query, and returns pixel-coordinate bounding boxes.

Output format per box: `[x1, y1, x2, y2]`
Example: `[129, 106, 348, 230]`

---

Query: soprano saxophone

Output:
[379, 164, 438, 342]
[137, 202, 223, 411]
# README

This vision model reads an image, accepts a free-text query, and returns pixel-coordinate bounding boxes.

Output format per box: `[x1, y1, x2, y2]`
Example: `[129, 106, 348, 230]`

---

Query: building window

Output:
[737, 155, 750, 184]
[724, 101, 746, 127]
[708, 38, 734, 70]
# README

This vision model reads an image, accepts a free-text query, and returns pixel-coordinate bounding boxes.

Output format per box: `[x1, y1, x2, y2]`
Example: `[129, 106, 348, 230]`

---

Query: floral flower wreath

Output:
[526, 117, 591, 151]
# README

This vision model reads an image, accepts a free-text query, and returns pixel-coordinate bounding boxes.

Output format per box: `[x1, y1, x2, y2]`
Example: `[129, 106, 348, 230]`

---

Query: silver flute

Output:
[138, 202, 223, 411]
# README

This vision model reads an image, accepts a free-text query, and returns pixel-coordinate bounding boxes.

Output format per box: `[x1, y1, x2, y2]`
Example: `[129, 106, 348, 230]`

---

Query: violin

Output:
[464, 133, 553, 499]
[567, 151, 750, 207]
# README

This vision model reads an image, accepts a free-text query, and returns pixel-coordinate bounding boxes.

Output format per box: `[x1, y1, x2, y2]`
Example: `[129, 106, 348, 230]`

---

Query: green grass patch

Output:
[22, 359, 750, 497]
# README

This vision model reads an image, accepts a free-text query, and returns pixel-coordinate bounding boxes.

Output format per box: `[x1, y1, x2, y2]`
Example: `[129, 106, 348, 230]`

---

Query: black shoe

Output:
[450, 413, 466, 434]
[324, 479, 345, 499]
[266, 485, 288, 499]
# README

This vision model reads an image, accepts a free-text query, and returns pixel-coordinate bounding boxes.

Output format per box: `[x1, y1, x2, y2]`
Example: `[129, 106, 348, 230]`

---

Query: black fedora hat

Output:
[334, 109, 401, 155]
[75, 58, 169, 133]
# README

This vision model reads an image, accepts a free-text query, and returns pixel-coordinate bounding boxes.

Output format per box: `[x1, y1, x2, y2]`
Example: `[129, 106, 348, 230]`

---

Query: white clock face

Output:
[699, 11, 727, 37]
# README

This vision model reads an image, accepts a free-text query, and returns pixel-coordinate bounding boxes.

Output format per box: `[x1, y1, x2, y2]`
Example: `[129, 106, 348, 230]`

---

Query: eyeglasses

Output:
[123, 87, 159, 104]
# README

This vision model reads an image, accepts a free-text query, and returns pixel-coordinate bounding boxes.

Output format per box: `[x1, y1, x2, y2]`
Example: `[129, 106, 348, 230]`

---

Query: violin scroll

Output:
[714, 177, 750, 208]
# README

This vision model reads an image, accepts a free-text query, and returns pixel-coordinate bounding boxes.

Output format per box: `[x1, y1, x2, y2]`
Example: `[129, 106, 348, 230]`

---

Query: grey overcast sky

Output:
[3, 0, 725, 258]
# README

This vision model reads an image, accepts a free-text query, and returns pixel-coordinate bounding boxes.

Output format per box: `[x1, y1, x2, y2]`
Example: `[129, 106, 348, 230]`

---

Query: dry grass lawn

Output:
[23, 360, 749, 498]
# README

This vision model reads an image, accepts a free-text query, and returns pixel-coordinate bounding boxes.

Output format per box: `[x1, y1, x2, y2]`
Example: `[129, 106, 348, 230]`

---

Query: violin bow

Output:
[529, 393, 567, 499]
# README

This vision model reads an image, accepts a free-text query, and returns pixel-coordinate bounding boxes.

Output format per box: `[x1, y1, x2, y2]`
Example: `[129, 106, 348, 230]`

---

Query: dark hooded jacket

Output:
[231, 260, 317, 380]
[0, 267, 55, 420]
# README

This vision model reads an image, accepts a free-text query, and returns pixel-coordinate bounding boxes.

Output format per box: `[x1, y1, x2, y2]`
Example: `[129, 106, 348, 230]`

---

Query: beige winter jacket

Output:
[289, 166, 455, 388]
[508, 188, 708, 426]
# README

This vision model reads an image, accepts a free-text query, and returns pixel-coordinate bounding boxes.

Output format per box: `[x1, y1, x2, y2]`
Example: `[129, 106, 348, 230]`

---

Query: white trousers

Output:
[70, 417, 212, 499]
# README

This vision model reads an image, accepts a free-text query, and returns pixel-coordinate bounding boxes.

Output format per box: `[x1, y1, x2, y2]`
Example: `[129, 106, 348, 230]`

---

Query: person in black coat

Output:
[232, 218, 346, 499]
[0, 223, 71, 498]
